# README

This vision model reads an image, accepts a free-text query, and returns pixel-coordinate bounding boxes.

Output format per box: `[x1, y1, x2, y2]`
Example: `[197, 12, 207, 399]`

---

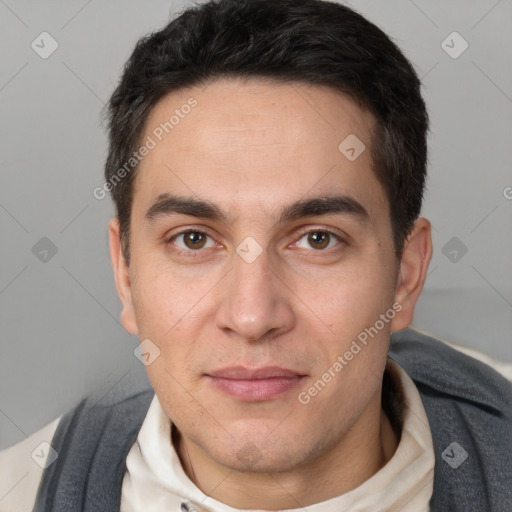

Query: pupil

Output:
[308, 232, 329, 249]
[186, 232, 206, 249]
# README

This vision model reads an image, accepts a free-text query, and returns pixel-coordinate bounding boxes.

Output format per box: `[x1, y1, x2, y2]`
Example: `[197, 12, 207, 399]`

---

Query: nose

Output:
[214, 244, 295, 342]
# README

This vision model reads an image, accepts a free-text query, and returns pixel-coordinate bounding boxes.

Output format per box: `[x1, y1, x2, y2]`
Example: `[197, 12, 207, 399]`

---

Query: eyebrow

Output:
[144, 193, 369, 224]
[280, 195, 368, 223]
[145, 194, 225, 222]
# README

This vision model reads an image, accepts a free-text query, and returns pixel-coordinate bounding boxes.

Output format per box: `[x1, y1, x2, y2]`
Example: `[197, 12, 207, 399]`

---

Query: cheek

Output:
[130, 261, 209, 335]
[131, 279, 171, 336]
[130, 264, 217, 374]
[297, 263, 394, 338]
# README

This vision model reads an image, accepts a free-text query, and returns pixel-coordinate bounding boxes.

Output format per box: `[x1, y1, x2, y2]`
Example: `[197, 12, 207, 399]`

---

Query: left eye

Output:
[171, 230, 216, 251]
[295, 231, 340, 250]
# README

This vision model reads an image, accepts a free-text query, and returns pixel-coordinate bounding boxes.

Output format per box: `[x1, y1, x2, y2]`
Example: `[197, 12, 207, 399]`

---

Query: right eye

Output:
[168, 230, 216, 252]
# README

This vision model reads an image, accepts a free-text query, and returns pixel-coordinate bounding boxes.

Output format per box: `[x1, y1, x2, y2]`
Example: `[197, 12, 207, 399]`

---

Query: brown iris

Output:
[183, 231, 207, 249]
[307, 231, 330, 249]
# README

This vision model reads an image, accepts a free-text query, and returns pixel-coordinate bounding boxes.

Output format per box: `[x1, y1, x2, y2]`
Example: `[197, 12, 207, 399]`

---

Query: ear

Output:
[391, 217, 432, 332]
[108, 218, 139, 335]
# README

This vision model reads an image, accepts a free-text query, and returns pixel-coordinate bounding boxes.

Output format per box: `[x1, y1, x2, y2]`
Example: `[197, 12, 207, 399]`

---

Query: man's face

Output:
[112, 78, 407, 472]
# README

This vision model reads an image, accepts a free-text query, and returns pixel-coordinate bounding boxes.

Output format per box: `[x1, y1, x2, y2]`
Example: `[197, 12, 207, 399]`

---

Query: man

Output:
[1, 0, 511, 511]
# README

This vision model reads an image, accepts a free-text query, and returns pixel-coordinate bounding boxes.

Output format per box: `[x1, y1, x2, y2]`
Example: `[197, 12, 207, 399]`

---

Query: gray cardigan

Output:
[32, 329, 512, 511]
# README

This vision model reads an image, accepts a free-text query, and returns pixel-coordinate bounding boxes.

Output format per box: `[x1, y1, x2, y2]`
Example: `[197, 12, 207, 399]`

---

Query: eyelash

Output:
[167, 229, 218, 257]
[166, 227, 345, 256]
[293, 227, 343, 251]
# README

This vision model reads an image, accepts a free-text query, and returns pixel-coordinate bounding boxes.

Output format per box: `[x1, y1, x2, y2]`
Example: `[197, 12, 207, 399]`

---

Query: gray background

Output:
[1, 0, 511, 450]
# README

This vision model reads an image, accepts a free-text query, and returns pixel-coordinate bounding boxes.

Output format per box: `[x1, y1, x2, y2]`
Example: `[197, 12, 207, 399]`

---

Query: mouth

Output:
[205, 366, 307, 401]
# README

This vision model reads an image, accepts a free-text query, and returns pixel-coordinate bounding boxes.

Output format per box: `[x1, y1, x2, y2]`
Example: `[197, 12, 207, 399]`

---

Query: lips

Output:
[205, 366, 306, 401]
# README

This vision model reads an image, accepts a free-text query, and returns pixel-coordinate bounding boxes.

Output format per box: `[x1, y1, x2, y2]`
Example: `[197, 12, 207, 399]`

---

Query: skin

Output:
[109, 77, 432, 509]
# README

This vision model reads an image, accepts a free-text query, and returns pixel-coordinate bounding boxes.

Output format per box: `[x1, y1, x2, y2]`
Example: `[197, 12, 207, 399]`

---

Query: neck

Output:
[174, 392, 399, 509]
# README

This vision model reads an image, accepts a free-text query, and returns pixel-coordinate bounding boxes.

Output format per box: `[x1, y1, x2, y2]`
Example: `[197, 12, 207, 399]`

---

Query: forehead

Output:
[133, 77, 387, 222]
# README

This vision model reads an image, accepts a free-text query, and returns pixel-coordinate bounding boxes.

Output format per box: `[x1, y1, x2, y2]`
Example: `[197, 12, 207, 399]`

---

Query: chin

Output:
[212, 443, 303, 473]
[198, 424, 319, 473]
